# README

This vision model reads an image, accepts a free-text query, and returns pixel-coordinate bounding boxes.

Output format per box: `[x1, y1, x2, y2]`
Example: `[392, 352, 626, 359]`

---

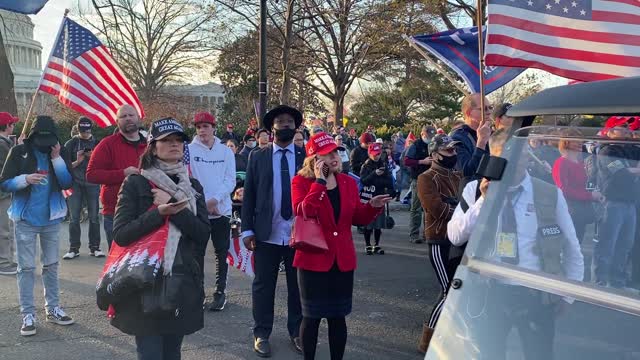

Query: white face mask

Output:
[246, 141, 256, 148]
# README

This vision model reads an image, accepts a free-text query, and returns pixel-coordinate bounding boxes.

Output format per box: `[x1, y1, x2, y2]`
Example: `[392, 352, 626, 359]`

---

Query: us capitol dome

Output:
[0, 9, 43, 111]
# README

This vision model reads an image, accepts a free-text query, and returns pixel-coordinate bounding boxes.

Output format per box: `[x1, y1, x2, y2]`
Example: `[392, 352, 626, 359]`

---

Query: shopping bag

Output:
[96, 215, 170, 311]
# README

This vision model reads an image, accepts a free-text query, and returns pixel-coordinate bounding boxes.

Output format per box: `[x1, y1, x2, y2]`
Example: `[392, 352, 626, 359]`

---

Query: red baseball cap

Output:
[368, 143, 382, 156]
[0, 112, 19, 126]
[194, 112, 216, 126]
[227, 123, 234, 128]
[306, 132, 345, 156]
[359, 132, 375, 144]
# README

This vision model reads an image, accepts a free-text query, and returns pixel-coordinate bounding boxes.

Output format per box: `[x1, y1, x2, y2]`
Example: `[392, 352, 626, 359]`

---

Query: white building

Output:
[0, 9, 43, 111]
[165, 82, 226, 115]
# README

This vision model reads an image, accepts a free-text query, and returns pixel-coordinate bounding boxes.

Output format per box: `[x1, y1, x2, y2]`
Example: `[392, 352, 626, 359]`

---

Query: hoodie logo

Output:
[21, 153, 28, 159]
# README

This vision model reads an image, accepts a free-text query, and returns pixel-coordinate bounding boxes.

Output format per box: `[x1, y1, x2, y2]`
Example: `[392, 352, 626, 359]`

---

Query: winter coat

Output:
[417, 162, 462, 245]
[110, 174, 210, 336]
[359, 158, 395, 201]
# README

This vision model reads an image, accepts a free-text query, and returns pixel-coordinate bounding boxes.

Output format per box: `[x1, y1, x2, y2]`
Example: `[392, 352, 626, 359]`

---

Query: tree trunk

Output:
[0, 31, 18, 114]
[333, 92, 344, 128]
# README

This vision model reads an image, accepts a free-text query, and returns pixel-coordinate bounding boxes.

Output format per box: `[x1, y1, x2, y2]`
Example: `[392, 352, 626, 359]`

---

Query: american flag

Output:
[183, 141, 191, 175]
[485, 0, 640, 81]
[39, 18, 144, 127]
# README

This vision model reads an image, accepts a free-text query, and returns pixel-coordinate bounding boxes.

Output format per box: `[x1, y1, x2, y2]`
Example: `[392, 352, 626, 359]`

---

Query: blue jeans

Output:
[68, 184, 101, 252]
[14, 221, 61, 315]
[594, 201, 637, 287]
[103, 214, 114, 250]
[135, 335, 184, 360]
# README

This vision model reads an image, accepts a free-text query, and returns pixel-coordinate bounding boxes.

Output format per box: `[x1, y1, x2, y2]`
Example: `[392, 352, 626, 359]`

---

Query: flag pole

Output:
[476, 1, 487, 125]
[402, 35, 470, 96]
[20, 8, 70, 139]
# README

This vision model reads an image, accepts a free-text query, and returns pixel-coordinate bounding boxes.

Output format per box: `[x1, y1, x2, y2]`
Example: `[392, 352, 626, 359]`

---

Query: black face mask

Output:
[274, 128, 296, 143]
[437, 154, 458, 168]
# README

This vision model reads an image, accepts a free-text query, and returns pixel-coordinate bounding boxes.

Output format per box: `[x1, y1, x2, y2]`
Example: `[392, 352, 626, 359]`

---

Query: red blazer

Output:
[291, 173, 382, 272]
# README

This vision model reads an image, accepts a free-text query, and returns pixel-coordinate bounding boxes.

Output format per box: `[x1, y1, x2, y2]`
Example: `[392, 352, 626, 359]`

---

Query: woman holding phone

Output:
[111, 118, 210, 360]
[291, 132, 392, 360]
[359, 142, 395, 255]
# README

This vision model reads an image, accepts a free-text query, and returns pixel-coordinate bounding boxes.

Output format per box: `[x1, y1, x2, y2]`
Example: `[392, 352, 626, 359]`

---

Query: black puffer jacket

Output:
[110, 174, 210, 336]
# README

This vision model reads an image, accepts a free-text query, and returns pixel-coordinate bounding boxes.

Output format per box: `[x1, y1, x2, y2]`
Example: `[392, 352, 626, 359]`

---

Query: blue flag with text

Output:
[412, 27, 524, 94]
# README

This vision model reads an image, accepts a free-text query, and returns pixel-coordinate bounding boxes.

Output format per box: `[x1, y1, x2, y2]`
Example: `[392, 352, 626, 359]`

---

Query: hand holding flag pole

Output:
[476, 0, 487, 126]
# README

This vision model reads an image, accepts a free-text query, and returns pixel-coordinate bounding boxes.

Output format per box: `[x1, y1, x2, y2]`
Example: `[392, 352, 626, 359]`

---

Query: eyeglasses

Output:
[473, 105, 494, 112]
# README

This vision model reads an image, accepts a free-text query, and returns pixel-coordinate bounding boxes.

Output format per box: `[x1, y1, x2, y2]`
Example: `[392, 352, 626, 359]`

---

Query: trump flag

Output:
[0, 0, 49, 14]
[411, 27, 524, 94]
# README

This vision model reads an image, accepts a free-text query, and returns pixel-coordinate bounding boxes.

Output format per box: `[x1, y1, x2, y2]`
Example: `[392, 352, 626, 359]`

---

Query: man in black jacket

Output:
[242, 105, 305, 357]
[450, 93, 492, 178]
[63, 117, 102, 259]
[404, 125, 435, 243]
[220, 123, 241, 144]
[350, 132, 374, 176]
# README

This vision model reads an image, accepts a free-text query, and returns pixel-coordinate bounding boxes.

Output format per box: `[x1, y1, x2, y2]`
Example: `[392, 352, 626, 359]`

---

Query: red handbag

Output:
[290, 206, 329, 253]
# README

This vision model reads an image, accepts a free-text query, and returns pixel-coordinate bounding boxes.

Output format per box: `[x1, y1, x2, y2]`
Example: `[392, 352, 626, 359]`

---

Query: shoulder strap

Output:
[458, 178, 480, 213]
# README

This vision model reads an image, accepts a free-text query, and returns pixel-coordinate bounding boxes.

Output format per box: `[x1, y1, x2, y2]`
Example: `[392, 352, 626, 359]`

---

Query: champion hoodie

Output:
[188, 136, 236, 218]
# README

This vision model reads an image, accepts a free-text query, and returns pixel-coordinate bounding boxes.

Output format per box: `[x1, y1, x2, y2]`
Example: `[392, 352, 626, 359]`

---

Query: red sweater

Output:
[552, 156, 593, 202]
[291, 173, 382, 272]
[86, 133, 147, 215]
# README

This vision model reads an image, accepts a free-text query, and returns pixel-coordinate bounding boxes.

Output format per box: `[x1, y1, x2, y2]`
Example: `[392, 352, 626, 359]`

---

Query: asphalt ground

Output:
[0, 206, 439, 360]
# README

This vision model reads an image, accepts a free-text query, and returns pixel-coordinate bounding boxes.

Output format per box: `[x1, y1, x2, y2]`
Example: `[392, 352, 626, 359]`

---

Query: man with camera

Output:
[63, 117, 103, 259]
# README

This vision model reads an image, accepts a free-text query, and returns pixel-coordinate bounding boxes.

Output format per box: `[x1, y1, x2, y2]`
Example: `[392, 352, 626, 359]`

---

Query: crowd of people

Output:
[0, 92, 638, 359]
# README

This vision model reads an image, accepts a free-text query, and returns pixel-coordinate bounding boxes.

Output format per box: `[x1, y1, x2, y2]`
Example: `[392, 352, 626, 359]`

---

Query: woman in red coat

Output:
[292, 132, 392, 360]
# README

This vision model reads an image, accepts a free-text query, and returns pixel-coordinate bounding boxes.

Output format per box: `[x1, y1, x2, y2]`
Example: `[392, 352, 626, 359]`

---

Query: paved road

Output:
[0, 207, 439, 360]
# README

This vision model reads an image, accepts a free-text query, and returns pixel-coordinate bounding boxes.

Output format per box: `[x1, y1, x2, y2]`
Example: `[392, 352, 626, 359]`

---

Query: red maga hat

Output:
[0, 112, 18, 126]
[194, 112, 216, 126]
[306, 132, 345, 156]
[368, 143, 382, 156]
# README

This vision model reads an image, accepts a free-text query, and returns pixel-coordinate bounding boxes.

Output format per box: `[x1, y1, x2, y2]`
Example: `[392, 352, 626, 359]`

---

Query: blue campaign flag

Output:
[412, 27, 524, 95]
[0, 0, 49, 14]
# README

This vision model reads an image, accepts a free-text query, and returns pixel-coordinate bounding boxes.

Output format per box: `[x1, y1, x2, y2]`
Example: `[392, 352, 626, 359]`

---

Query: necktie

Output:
[280, 149, 292, 220]
[500, 186, 523, 264]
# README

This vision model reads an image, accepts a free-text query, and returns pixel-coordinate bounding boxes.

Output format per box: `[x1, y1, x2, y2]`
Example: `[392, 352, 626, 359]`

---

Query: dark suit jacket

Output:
[241, 143, 305, 242]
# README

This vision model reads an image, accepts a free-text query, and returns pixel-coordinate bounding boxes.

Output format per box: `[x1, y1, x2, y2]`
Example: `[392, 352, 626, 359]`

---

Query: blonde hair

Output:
[297, 154, 342, 179]
[298, 156, 317, 179]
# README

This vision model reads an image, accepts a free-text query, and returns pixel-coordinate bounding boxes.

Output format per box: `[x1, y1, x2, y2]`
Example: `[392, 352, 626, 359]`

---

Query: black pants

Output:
[135, 335, 184, 360]
[68, 183, 101, 251]
[197, 217, 230, 293]
[252, 241, 302, 339]
[427, 244, 458, 328]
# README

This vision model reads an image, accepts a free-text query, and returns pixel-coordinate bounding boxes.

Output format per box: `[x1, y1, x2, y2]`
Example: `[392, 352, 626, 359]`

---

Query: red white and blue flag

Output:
[485, 0, 640, 81]
[39, 18, 144, 127]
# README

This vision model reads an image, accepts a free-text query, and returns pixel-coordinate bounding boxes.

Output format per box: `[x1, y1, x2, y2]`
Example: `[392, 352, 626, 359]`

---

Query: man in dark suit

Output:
[242, 105, 305, 357]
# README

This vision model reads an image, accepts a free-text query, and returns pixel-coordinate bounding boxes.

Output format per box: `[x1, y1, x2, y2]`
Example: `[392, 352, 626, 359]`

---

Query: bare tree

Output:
[80, 0, 217, 101]
[296, 0, 395, 122]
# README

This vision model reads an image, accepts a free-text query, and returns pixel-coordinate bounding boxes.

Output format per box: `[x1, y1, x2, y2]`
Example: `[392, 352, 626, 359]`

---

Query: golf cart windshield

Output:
[427, 125, 640, 360]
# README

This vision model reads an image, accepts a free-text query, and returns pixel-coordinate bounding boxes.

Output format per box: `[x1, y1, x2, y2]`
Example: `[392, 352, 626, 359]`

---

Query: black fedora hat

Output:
[263, 105, 303, 130]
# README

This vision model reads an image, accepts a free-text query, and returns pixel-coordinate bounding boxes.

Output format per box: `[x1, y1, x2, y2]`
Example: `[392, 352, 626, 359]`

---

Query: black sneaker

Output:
[373, 246, 385, 255]
[46, 306, 74, 325]
[365, 246, 373, 255]
[20, 314, 36, 336]
[208, 291, 226, 311]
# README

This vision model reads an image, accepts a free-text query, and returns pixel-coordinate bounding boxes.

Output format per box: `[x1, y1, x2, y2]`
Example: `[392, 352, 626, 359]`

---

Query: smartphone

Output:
[170, 198, 190, 206]
[322, 164, 330, 177]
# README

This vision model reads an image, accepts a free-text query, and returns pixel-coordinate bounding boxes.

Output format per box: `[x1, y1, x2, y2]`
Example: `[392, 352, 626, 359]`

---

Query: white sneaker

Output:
[90, 250, 106, 258]
[62, 251, 79, 260]
[46, 306, 74, 326]
[20, 314, 36, 336]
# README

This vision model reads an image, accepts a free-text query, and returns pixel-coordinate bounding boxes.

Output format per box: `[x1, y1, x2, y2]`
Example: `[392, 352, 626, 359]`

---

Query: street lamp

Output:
[258, 0, 267, 127]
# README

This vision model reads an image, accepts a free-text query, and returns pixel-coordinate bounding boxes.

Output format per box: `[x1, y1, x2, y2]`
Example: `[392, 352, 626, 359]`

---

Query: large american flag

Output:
[485, 0, 640, 81]
[39, 18, 144, 127]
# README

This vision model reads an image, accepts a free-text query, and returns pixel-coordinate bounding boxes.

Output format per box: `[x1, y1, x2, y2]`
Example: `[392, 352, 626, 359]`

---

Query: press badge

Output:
[497, 233, 517, 258]
[539, 225, 562, 238]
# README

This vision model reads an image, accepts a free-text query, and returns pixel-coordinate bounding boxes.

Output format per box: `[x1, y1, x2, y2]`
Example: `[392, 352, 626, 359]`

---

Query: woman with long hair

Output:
[291, 132, 392, 360]
[111, 118, 210, 360]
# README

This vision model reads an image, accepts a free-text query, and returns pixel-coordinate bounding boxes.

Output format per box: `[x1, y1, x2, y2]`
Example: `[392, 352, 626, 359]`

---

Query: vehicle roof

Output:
[507, 76, 640, 117]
